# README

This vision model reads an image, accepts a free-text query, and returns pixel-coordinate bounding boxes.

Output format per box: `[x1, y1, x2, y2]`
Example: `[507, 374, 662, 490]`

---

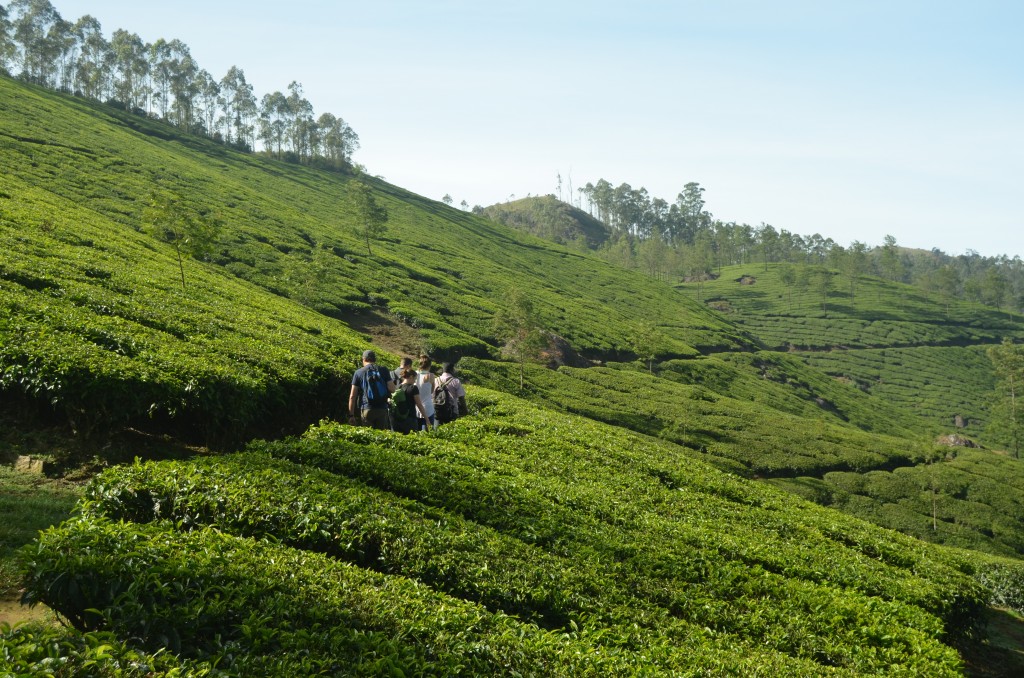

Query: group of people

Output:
[348, 350, 467, 433]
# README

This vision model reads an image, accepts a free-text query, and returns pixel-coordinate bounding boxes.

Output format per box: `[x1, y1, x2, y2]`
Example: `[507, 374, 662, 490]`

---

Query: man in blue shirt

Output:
[348, 350, 395, 429]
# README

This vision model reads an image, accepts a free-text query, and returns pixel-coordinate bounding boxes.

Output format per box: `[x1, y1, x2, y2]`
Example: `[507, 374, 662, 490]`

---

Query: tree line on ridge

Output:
[0, 0, 358, 168]
[3, 2, 1020, 316]
[531, 178, 1024, 316]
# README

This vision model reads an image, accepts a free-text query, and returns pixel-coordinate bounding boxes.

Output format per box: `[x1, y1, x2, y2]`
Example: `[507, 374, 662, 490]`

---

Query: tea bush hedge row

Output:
[0, 622, 221, 677]
[22, 516, 840, 676]
[801, 346, 997, 443]
[696, 263, 1022, 350]
[462, 358, 933, 478]
[16, 391, 993, 674]
[773, 448, 1024, 558]
[0, 199, 367, 445]
[255, 400, 984, 668]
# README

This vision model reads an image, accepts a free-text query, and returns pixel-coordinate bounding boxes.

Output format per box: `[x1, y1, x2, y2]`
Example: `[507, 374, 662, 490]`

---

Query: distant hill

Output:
[478, 195, 612, 249]
[4, 74, 1024, 674]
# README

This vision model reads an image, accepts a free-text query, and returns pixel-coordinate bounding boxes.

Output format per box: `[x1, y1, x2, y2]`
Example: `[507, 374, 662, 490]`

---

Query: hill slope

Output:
[18, 393, 999, 674]
[478, 195, 612, 248]
[3, 75, 1024, 674]
[694, 263, 1024, 445]
[1, 75, 750, 446]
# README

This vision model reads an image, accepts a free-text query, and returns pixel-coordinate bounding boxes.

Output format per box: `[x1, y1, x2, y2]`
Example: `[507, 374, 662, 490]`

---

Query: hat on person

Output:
[362, 349, 376, 362]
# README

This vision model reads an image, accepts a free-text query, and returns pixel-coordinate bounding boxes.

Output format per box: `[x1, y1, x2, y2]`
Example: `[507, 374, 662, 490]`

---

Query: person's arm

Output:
[348, 384, 360, 423]
[450, 378, 467, 416]
[414, 395, 429, 421]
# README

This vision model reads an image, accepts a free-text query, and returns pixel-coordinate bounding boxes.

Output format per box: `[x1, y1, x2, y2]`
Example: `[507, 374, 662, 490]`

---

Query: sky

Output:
[46, 1, 1024, 258]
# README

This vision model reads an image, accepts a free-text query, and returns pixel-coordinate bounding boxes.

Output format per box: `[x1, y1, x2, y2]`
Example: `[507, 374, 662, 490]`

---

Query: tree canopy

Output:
[0, 0, 358, 167]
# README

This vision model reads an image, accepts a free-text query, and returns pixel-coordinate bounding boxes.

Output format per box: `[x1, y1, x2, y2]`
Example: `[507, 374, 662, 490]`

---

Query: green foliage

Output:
[4, 72, 1024, 676]
[696, 262, 1024, 444]
[987, 338, 1024, 457]
[772, 448, 1024, 558]
[459, 358, 1024, 559]
[143, 190, 222, 290]
[492, 287, 547, 388]
[628, 319, 666, 373]
[464, 357, 930, 477]
[0, 76, 749, 448]
[0, 467, 80, 596]
[479, 195, 611, 248]
[973, 556, 1024, 615]
[0, 622, 220, 677]
[802, 346, 997, 441]
[345, 178, 388, 255]
[17, 395, 992, 674]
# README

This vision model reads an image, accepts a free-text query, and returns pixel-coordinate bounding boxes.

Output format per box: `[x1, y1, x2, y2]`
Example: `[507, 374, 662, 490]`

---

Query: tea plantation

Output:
[15, 395, 1014, 675]
[3, 75, 1024, 674]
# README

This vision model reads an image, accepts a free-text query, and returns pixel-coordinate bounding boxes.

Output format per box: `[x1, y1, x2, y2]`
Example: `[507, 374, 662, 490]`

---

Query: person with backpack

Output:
[348, 350, 395, 430]
[435, 362, 467, 425]
[415, 354, 438, 430]
[391, 368, 430, 434]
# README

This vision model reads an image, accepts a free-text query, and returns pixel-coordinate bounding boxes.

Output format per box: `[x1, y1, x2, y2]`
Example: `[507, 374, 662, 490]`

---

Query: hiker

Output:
[435, 362, 467, 425]
[348, 349, 395, 430]
[415, 354, 438, 430]
[391, 356, 413, 385]
[392, 368, 430, 434]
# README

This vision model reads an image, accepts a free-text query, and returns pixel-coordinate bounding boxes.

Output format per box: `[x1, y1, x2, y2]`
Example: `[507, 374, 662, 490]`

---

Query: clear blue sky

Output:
[48, 1, 1023, 258]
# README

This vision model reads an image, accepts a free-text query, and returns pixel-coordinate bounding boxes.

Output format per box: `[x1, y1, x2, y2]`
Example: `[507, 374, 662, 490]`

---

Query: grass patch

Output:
[0, 467, 81, 598]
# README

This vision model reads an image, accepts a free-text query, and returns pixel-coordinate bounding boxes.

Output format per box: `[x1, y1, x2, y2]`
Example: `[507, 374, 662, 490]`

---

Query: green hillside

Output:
[696, 263, 1024, 441]
[14, 394, 1006, 675]
[0, 75, 752, 448]
[673, 263, 1024, 558]
[478, 195, 612, 249]
[3, 75, 1024, 674]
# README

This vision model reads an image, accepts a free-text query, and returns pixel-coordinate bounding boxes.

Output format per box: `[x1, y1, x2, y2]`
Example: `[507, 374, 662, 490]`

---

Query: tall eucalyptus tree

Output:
[149, 38, 173, 117]
[109, 29, 149, 110]
[676, 182, 706, 245]
[258, 90, 289, 157]
[73, 15, 108, 99]
[195, 69, 219, 136]
[286, 81, 314, 161]
[0, 5, 15, 74]
[167, 43, 199, 130]
[316, 112, 359, 167]
[218, 66, 257, 148]
[10, 0, 63, 85]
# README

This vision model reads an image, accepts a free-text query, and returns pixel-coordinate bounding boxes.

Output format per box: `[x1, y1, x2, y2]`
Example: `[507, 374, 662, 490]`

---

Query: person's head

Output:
[442, 362, 455, 375]
[362, 349, 376, 364]
[401, 367, 416, 382]
[400, 357, 413, 369]
[418, 354, 432, 370]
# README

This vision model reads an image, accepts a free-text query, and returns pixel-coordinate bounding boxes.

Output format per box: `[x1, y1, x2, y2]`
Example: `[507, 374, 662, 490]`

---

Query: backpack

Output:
[433, 376, 457, 420]
[390, 386, 413, 420]
[362, 364, 390, 408]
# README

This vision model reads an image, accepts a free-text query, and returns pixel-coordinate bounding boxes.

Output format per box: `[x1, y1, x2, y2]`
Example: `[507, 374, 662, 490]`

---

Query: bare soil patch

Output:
[344, 309, 425, 358]
[0, 597, 53, 627]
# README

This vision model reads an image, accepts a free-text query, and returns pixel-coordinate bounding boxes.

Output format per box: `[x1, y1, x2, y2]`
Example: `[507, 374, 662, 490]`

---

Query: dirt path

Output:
[0, 596, 53, 627]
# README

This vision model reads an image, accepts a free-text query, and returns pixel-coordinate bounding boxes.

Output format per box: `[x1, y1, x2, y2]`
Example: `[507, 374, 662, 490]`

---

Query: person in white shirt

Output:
[415, 354, 438, 430]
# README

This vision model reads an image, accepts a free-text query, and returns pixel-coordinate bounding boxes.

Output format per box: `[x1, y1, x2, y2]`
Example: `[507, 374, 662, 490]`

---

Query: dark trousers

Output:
[360, 407, 391, 430]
